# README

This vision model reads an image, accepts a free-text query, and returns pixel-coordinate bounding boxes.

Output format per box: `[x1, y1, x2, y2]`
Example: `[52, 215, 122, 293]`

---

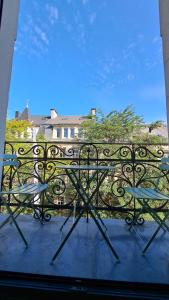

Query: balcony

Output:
[1, 141, 169, 298]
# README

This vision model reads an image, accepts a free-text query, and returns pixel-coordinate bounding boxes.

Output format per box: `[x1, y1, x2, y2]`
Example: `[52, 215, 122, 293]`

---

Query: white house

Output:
[15, 106, 96, 141]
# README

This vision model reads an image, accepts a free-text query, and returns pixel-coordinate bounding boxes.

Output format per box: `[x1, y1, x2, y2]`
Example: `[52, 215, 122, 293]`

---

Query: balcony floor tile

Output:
[0, 214, 168, 284]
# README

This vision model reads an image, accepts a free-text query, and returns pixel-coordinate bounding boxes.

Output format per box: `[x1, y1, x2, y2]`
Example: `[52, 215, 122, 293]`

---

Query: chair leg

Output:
[5, 202, 28, 247]
[142, 210, 169, 254]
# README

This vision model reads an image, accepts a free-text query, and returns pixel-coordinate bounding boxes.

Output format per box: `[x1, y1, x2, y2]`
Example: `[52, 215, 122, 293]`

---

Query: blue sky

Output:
[8, 0, 166, 123]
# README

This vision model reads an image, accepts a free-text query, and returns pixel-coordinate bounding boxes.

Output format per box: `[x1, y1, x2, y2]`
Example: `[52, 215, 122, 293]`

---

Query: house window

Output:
[57, 128, 61, 138]
[78, 128, 82, 138]
[70, 128, 74, 138]
[64, 128, 68, 138]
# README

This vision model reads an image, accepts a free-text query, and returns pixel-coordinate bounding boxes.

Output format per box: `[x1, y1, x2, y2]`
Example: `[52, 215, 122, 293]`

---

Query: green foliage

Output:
[36, 133, 46, 142]
[133, 132, 167, 144]
[148, 120, 164, 133]
[81, 106, 144, 142]
[81, 106, 167, 144]
[6, 119, 32, 141]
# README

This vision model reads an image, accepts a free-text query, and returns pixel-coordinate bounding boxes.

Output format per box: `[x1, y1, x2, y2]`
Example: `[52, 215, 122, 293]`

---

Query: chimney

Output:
[91, 108, 96, 117]
[15, 111, 20, 119]
[50, 108, 58, 119]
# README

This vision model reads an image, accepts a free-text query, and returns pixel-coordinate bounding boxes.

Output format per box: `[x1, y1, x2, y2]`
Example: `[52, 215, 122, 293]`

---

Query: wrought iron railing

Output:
[2, 141, 169, 224]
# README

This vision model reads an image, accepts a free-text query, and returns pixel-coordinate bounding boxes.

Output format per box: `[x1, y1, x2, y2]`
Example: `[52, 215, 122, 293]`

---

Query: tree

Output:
[134, 132, 167, 144]
[36, 133, 46, 142]
[81, 106, 144, 142]
[5, 119, 32, 141]
[148, 121, 163, 133]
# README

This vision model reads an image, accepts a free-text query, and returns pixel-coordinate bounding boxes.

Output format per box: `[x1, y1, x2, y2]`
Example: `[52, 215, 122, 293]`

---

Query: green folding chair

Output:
[125, 157, 169, 254]
[0, 154, 48, 246]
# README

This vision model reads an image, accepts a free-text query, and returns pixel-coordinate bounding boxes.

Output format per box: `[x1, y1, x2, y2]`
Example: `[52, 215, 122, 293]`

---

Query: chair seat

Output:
[125, 187, 169, 201]
[0, 183, 48, 195]
[0, 154, 48, 247]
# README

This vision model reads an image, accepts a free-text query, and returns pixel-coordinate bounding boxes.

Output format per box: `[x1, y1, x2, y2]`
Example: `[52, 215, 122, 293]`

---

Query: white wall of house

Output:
[0, 0, 20, 183]
[74, 127, 79, 138]
[27, 127, 39, 140]
[159, 0, 169, 139]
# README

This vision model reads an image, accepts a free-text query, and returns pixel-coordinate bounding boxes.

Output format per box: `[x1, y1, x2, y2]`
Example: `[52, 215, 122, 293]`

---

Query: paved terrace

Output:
[0, 214, 168, 284]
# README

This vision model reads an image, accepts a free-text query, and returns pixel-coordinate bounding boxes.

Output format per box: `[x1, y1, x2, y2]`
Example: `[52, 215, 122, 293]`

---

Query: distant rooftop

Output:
[42, 115, 87, 125]
[15, 106, 95, 126]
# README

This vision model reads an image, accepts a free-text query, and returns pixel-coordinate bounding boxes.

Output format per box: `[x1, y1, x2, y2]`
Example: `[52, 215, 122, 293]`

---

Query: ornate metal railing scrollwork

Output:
[3, 141, 169, 224]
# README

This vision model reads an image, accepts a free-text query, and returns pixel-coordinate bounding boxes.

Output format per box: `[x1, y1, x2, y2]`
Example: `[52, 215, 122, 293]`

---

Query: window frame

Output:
[70, 128, 75, 138]
[63, 128, 68, 138]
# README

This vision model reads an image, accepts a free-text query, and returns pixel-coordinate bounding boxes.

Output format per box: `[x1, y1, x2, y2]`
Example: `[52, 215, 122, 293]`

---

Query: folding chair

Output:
[0, 154, 48, 246]
[124, 157, 169, 254]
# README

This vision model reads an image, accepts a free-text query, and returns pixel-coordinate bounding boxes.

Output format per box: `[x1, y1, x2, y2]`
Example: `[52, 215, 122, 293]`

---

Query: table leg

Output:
[67, 170, 119, 261]
[60, 207, 74, 231]
[69, 169, 108, 230]
[51, 208, 84, 263]
[87, 204, 120, 260]
[51, 167, 119, 263]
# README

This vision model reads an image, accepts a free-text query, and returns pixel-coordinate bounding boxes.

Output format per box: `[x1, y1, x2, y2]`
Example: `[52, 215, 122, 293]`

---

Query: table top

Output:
[55, 165, 115, 171]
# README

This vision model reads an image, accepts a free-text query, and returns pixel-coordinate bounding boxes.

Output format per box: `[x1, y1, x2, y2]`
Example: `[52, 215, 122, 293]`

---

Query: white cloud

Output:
[32, 36, 44, 51]
[35, 26, 49, 45]
[127, 73, 135, 81]
[145, 60, 158, 70]
[16, 13, 50, 58]
[89, 13, 96, 25]
[122, 41, 137, 60]
[128, 42, 137, 49]
[137, 33, 144, 41]
[46, 4, 59, 25]
[82, 0, 88, 5]
[153, 36, 160, 43]
[33, 1, 38, 9]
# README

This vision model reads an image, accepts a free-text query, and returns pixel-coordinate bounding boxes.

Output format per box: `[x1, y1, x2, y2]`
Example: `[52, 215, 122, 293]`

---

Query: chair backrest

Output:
[0, 154, 19, 167]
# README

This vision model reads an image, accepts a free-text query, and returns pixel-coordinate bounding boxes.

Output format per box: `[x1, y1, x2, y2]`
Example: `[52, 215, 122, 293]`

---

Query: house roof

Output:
[19, 107, 29, 121]
[17, 107, 87, 126]
[30, 115, 50, 126]
[42, 116, 87, 125]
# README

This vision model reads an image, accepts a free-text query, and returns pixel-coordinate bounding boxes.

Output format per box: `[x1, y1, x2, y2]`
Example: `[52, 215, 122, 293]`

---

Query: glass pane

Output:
[57, 128, 61, 138]
[64, 128, 68, 138]
[70, 128, 74, 138]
